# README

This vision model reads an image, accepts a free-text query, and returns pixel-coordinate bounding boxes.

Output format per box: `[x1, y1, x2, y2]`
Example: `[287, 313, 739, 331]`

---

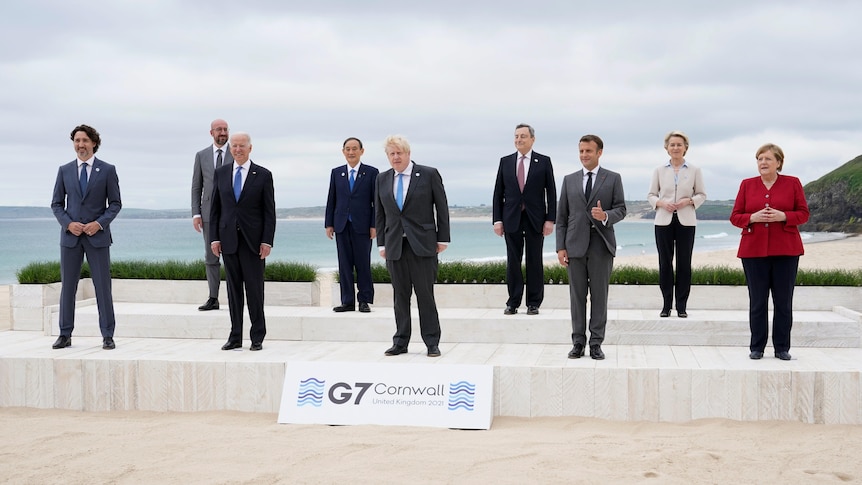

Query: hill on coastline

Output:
[802, 154, 862, 233]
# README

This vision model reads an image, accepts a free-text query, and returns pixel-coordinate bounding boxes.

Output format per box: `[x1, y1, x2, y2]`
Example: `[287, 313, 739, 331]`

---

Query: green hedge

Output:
[358, 262, 862, 286]
[16, 260, 317, 284]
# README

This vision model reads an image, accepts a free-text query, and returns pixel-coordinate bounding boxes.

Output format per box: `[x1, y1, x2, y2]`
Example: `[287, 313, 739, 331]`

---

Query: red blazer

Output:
[730, 174, 809, 258]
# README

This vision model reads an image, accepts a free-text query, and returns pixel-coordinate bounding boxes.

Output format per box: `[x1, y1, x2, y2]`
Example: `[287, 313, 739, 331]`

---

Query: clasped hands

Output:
[750, 207, 787, 224]
[68, 221, 100, 237]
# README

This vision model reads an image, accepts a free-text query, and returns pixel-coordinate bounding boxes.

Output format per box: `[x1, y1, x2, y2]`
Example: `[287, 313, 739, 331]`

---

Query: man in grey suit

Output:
[556, 134, 626, 360]
[50, 124, 122, 350]
[191, 119, 233, 311]
[375, 135, 451, 357]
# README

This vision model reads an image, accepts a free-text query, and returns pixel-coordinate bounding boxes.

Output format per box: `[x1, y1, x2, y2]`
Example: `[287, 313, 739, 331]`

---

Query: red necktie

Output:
[517, 155, 526, 192]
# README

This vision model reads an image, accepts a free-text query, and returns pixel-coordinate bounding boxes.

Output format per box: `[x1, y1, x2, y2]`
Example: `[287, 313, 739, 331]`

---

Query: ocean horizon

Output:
[0, 218, 843, 285]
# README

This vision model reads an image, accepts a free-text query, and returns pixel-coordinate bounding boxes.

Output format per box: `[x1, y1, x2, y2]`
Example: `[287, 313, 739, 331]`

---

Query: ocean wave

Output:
[701, 232, 728, 239]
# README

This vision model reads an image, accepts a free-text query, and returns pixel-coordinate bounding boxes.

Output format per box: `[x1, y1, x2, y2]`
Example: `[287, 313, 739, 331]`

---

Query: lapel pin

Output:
[415, 173, 420, 177]
[95, 167, 101, 172]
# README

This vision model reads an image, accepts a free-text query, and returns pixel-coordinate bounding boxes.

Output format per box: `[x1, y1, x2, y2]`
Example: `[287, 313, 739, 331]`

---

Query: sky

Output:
[2, 0, 861, 211]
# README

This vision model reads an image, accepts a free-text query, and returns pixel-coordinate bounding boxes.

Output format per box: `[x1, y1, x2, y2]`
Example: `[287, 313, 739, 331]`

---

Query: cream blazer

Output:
[647, 162, 706, 226]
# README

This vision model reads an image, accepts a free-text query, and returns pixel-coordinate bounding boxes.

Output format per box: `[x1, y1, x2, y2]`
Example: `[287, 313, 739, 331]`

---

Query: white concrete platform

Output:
[1, 331, 861, 424]
[54, 301, 862, 348]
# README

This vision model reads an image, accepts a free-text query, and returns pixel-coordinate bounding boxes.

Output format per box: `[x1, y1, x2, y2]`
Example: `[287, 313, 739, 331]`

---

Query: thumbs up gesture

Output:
[591, 200, 607, 222]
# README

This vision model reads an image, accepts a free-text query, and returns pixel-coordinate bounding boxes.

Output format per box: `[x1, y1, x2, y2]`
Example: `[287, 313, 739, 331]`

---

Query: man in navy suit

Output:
[375, 135, 450, 357]
[325, 137, 378, 313]
[210, 132, 276, 351]
[50, 124, 122, 350]
[191, 119, 233, 311]
[492, 123, 556, 316]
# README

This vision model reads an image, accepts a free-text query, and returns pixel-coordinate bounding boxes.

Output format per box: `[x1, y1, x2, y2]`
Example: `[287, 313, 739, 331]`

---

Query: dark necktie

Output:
[234, 166, 242, 201]
[349, 168, 356, 191]
[585, 171, 593, 201]
[79, 163, 89, 195]
[216, 149, 223, 168]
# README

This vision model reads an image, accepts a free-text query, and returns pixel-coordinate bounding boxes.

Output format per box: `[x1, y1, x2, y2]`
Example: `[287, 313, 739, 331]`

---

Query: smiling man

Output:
[50, 124, 122, 350]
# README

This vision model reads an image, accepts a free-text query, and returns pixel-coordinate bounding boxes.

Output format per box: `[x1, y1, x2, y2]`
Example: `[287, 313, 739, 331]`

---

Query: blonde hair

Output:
[756, 143, 785, 172]
[664, 130, 689, 155]
[383, 135, 411, 153]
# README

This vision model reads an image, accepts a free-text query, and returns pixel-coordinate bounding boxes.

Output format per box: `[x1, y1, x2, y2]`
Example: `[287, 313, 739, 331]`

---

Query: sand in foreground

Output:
[0, 408, 860, 484]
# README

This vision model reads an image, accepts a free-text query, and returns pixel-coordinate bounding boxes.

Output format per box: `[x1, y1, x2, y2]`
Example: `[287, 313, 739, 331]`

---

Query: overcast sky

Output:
[3, 0, 861, 211]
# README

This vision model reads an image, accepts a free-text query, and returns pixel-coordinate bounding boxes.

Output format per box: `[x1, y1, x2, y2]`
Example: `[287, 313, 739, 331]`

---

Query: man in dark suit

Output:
[556, 134, 626, 360]
[325, 137, 378, 313]
[375, 135, 450, 357]
[492, 123, 556, 315]
[210, 132, 276, 351]
[50, 124, 122, 350]
[191, 118, 234, 311]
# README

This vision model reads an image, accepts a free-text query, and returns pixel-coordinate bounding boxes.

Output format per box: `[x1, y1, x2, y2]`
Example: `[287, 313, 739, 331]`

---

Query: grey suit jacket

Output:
[375, 163, 451, 260]
[192, 144, 233, 223]
[51, 158, 122, 248]
[556, 167, 626, 258]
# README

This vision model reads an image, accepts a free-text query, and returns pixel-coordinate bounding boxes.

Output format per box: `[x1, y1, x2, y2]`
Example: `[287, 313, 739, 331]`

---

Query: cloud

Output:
[2, 1, 861, 210]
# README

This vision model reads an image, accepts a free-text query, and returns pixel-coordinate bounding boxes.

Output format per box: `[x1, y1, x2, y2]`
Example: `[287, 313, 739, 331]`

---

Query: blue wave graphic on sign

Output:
[448, 380, 476, 411]
[297, 377, 325, 407]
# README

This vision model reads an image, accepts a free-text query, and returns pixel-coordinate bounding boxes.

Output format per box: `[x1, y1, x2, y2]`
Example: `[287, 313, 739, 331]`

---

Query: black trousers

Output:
[504, 213, 545, 308]
[741, 256, 799, 353]
[654, 213, 695, 311]
[386, 238, 440, 348]
[223, 240, 267, 345]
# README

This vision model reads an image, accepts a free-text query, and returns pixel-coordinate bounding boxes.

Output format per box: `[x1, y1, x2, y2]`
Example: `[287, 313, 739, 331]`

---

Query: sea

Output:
[0, 218, 844, 285]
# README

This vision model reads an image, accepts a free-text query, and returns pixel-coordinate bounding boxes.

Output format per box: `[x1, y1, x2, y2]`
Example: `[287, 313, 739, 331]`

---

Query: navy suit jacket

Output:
[324, 163, 378, 234]
[375, 163, 450, 260]
[210, 161, 276, 255]
[492, 151, 556, 233]
[51, 158, 122, 248]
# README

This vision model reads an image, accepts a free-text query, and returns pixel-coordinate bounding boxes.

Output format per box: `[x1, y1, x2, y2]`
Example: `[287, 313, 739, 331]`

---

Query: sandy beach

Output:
[1, 236, 861, 484]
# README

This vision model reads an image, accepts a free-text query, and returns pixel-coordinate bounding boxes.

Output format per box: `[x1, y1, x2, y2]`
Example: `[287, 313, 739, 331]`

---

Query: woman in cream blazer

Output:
[647, 131, 707, 317]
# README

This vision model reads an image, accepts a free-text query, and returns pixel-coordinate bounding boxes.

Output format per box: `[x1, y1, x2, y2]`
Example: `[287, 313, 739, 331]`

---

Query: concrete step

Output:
[54, 300, 862, 347]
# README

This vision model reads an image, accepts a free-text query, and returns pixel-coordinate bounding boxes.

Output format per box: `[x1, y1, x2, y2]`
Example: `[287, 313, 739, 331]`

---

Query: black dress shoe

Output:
[250, 342, 263, 351]
[427, 345, 441, 357]
[52, 335, 71, 349]
[358, 302, 371, 313]
[775, 351, 792, 361]
[660, 309, 671, 318]
[102, 337, 116, 350]
[568, 343, 584, 359]
[333, 304, 355, 312]
[677, 310, 688, 318]
[198, 298, 219, 311]
[589, 344, 605, 360]
[749, 350, 764, 360]
[526, 306, 539, 315]
[504, 306, 518, 315]
[384, 345, 408, 356]
[221, 341, 242, 351]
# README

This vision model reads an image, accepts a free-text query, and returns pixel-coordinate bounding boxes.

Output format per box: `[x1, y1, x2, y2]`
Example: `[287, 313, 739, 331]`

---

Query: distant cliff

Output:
[801, 155, 862, 233]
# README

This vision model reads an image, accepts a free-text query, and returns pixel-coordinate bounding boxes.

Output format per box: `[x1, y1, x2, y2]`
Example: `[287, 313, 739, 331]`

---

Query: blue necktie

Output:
[79, 163, 88, 195]
[396, 173, 404, 210]
[234, 166, 242, 201]
[349, 168, 356, 192]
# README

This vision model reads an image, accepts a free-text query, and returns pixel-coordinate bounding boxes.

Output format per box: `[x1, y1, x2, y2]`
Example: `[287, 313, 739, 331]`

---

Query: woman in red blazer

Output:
[730, 143, 809, 361]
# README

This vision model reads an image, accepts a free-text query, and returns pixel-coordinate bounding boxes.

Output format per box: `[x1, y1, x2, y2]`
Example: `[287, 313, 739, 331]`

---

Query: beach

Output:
[1, 236, 861, 484]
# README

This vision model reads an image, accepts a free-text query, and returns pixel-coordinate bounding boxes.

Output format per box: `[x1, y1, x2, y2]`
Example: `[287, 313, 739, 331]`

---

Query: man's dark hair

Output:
[343, 137, 363, 149]
[70, 124, 101, 153]
[579, 134, 603, 150]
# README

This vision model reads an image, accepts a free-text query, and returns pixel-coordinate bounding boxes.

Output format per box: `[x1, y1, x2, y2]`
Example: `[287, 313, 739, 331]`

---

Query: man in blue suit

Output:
[325, 137, 378, 313]
[210, 132, 276, 351]
[50, 124, 122, 350]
